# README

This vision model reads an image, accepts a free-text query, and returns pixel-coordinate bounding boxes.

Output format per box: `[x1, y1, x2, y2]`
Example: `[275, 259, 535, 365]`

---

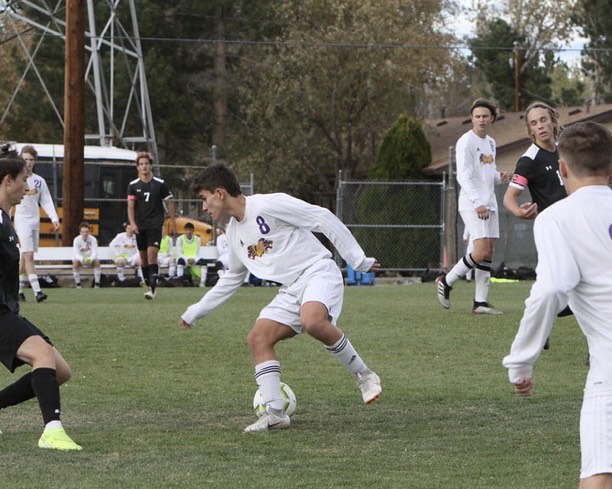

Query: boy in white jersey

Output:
[503, 122, 612, 488]
[180, 164, 382, 433]
[109, 222, 145, 284]
[71, 221, 101, 288]
[436, 99, 510, 314]
[13, 145, 60, 303]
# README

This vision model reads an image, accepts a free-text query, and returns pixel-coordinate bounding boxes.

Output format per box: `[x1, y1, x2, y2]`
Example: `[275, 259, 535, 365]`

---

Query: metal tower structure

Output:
[0, 0, 157, 157]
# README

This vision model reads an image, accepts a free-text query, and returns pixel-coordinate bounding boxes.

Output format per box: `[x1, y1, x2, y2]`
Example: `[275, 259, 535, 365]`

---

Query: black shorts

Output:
[136, 227, 162, 251]
[0, 308, 52, 373]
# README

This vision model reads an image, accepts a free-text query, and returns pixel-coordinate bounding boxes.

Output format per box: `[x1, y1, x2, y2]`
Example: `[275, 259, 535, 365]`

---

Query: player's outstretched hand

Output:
[180, 319, 192, 330]
[518, 202, 538, 220]
[512, 377, 533, 397]
[368, 260, 381, 273]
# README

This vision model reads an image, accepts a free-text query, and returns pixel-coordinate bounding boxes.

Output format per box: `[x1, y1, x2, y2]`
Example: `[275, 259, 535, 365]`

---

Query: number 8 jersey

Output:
[224, 193, 373, 286]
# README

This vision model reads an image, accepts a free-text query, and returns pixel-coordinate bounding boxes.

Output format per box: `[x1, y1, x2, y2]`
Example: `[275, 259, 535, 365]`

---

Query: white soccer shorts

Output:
[257, 259, 344, 333]
[459, 209, 500, 241]
[580, 394, 612, 479]
[14, 220, 39, 253]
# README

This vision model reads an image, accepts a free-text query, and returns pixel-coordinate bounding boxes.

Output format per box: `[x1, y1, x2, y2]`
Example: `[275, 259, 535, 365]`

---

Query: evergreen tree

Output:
[469, 18, 553, 111]
[369, 115, 431, 180]
[354, 116, 439, 271]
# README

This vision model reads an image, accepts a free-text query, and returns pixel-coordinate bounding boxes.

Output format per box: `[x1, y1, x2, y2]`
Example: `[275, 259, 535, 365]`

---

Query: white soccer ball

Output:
[253, 382, 297, 418]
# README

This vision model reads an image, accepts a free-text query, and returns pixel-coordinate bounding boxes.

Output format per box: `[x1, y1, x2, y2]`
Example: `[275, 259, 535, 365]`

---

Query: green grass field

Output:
[0, 281, 587, 488]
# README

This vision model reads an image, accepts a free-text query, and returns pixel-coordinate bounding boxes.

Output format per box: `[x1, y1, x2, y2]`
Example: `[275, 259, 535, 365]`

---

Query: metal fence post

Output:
[444, 145, 458, 270]
[335, 170, 344, 267]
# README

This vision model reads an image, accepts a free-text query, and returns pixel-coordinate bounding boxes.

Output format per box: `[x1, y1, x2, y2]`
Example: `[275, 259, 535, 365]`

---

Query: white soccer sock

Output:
[168, 263, 176, 277]
[94, 267, 101, 284]
[446, 254, 478, 286]
[73, 271, 81, 285]
[177, 264, 184, 277]
[326, 334, 368, 376]
[28, 274, 42, 294]
[474, 261, 492, 303]
[19, 273, 27, 294]
[254, 360, 284, 411]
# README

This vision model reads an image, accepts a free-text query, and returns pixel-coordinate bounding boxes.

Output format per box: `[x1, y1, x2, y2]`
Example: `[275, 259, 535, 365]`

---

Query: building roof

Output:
[423, 103, 612, 175]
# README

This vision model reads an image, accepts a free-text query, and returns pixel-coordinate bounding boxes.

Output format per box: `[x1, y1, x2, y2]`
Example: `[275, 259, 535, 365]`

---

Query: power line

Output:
[4, 29, 607, 55]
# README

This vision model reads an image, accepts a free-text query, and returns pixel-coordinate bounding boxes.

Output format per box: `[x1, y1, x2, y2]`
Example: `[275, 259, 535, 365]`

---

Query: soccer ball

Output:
[253, 382, 297, 418]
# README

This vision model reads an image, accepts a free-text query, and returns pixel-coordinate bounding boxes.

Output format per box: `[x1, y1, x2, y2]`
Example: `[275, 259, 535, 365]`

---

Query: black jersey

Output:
[509, 143, 567, 212]
[127, 177, 173, 229]
[0, 209, 20, 314]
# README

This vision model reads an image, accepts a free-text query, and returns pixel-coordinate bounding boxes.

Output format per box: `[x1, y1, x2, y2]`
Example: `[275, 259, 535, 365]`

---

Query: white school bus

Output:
[15, 143, 139, 246]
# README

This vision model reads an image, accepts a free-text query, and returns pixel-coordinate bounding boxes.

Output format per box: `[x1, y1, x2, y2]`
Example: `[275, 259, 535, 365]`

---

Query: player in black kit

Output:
[503, 102, 572, 350]
[127, 151, 176, 300]
[0, 145, 81, 450]
[503, 102, 566, 219]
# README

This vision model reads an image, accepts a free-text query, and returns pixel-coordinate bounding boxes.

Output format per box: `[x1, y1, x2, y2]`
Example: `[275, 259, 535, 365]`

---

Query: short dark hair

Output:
[20, 144, 38, 159]
[558, 121, 612, 177]
[79, 221, 91, 230]
[0, 143, 25, 183]
[470, 98, 498, 122]
[136, 151, 153, 165]
[192, 164, 242, 197]
[184, 222, 195, 230]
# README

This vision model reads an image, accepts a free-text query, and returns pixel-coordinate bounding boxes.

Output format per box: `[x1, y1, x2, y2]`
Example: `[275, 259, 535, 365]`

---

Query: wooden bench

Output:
[34, 246, 115, 275]
[33, 245, 220, 275]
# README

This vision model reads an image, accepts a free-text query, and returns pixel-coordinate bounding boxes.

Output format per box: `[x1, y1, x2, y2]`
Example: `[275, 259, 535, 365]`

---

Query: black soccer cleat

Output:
[435, 274, 452, 309]
[35, 291, 48, 303]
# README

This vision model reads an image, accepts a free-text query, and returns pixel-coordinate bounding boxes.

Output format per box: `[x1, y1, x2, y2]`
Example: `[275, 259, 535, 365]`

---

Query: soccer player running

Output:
[179, 164, 382, 433]
[436, 99, 510, 314]
[503, 121, 612, 489]
[503, 102, 572, 350]
[127, 151, 176, 300]
[13, 145, 60, 303]
[0, 146, 81, 450]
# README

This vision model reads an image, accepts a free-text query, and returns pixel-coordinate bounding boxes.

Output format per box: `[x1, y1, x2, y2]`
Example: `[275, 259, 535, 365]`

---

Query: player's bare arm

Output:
[503, 185, 538, 220]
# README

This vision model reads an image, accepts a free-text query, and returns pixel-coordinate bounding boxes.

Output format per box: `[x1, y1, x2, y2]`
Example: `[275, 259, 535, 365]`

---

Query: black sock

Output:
[0, 372, 35, 408]
[142, 265, 150, 287]
[149, 264, 159, 291]
[30, 368, 61, 425]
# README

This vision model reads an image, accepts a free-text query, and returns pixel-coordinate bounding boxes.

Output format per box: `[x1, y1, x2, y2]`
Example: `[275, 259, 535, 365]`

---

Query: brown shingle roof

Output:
[423, 103, 612, 175]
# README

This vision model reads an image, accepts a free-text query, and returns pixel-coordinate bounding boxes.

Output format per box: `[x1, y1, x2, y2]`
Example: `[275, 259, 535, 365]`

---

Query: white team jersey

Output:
[14, 173, 59, 224]
[73, 235, 98, 260]
[109, 232, 138, 257]
[503, 186, 612, 397]
[224, 193, 372, 285]
[180, 193, 375, 325]
[456, 130, 501, 211]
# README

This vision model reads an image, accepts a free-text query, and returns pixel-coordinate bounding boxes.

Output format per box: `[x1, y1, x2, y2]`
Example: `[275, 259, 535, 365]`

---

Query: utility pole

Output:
[213, 6, 228, 147]
[514, 42, 521, 112]
[62, 0, 85, 246]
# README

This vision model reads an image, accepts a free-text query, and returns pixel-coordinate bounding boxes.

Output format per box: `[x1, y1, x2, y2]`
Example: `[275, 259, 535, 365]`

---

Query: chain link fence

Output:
[336, 174, 545, 274]
[336, 178, 445, 272]
[443, 147, 539, 271]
